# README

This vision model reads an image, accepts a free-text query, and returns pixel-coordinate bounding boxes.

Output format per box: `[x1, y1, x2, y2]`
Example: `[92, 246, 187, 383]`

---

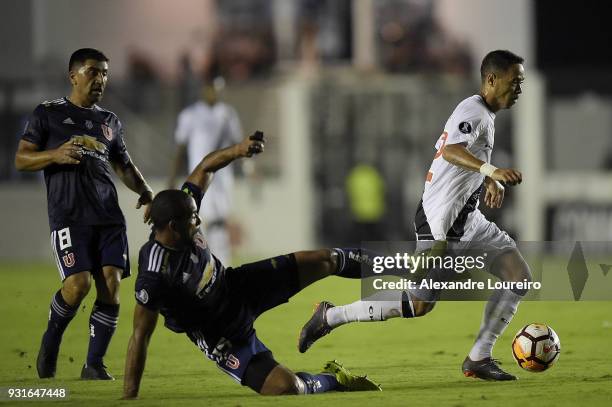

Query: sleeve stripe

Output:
[149, 244, 164, 272]
[153, 246, 161, 271]
[147, 244, 158, 271]
[50, 231, 65, 280]
[152, 246, 161, 272]
[147, 243, 166, 273]
[153, 246, 165, 272]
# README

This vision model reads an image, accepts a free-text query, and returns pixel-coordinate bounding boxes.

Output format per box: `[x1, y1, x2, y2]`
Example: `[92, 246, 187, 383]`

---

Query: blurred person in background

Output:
[177, 52, 201, 109]
[377, 0, 472, 75]
[125, 48, 162, 113]
[169, 78, 242, 265]
[345, 160, 386, 242]
[214, 0, 276, 81]
[14, 48, 153, 380]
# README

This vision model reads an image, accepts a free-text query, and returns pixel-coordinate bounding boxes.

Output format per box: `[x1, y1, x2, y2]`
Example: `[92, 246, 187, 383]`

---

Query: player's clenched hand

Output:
[491, 168, 522, 186]
[211, 337, 232, 364]
[238, 131, 265, 158]
[52, 139, 83, 165]
[484, 177, 505, 208]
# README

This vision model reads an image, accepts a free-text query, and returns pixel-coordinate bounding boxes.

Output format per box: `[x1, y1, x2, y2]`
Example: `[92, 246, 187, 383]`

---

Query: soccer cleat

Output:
[462, 356, 517, 381]
[36, 340, 58, 379]
[322, 360, 381, 392]
[80, 363, 115, 380]
[298, 301, 334, 353]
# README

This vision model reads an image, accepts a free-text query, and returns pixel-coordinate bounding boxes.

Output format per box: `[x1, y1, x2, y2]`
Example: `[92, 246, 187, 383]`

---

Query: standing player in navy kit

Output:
[123, 132, 381, 398]
[15, 48, 154, 380]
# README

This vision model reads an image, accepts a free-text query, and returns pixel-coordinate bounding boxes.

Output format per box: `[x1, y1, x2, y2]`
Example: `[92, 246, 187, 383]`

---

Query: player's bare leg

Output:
[293, 249, 339, 289]
[294, 247, 384, 289]
[250, 359, 380, 395]
[94, 266, 121, 305]
[463, 249, 531, 381]
[37, 272, 91, 378]
[259, 365, 305, 395]
[81, 265, 122, 380]
[61, 272, 93, 306]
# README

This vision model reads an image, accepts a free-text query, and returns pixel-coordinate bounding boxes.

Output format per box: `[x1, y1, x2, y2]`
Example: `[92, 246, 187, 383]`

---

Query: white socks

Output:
[469, 289, 521, 361]
[323, 279, 522, 362]
[326, 291, 405, 329]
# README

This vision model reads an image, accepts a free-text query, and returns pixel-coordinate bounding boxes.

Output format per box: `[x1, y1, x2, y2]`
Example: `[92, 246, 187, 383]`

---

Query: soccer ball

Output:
[512, 323, 561, 372]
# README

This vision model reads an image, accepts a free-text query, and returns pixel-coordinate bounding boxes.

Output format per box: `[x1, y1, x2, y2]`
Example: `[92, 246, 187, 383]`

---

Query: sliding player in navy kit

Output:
[123, 132, 381, 398]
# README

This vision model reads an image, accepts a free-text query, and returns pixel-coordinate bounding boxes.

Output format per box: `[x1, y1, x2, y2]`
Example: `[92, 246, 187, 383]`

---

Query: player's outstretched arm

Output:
[185, 131, 264, 193]
[442, 143, 522, 185]
[168, 144, 187, 189]
[14, 139, 83, 171]
[122, 304, 159, 400]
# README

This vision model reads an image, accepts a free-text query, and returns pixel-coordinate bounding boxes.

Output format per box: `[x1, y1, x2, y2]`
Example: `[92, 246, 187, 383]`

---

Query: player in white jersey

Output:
[169, 79, 243, 264]
[299, 50, 530, 381]
[418, 94, 502, 241]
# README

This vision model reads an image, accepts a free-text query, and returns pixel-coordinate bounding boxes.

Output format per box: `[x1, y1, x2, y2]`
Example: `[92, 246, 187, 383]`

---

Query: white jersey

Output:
[175, 101, 243, 221]
[415, 95, 496, 241]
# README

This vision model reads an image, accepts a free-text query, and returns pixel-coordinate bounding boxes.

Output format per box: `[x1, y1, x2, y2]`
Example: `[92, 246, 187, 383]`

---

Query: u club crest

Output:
[62, 252, 76, 268]
[101, 124, 114, 141]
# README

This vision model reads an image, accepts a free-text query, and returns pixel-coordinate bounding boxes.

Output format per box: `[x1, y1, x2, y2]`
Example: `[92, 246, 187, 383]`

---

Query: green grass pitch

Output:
[0, 262, 611, 406]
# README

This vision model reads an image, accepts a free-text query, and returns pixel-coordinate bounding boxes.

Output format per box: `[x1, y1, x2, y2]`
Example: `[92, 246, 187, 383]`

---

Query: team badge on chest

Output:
[101, 124, 114, 141]
[85, 120, 93, 129]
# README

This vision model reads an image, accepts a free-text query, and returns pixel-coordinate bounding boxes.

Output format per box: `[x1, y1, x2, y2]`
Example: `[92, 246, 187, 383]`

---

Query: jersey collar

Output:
[64, 97, 98, 111]
[476, 94, 496, 119]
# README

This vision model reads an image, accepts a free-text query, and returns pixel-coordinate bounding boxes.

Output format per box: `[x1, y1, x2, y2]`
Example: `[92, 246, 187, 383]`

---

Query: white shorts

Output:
[203, 223, 231, 266]
[416, 209, 516, 271]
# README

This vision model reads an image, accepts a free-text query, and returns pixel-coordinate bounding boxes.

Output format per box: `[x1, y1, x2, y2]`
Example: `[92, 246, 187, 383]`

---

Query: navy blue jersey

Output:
[21, 97, 131, 229]
[135, 183, 254, 347]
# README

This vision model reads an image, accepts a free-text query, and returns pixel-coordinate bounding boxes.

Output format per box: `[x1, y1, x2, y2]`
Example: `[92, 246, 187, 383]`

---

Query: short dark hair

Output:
[150, 190, 194, 229]
[68, 48, 109, 72]
[480, 50, 524, 82]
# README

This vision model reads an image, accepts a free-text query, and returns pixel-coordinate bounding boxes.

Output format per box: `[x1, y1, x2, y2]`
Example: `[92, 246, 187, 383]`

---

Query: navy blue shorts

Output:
[228, 253, 301, 318]
[187, 254, 300, 386]
[50, 224, 130, 281]
[188, 330, 271, 385]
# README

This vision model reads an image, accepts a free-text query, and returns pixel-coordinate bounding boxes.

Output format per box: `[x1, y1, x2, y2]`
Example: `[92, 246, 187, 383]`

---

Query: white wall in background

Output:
[32, 0, 216, 79]
[435, 0, 533, 71]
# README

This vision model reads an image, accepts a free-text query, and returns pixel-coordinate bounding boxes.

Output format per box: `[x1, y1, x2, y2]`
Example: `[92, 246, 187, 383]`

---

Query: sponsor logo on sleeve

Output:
[136, 289, 149, 304]
[459, 121, 472, 134]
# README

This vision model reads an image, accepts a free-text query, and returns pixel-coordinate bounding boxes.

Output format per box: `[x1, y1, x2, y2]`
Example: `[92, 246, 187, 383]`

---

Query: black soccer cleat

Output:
[462, 356, 517, 381]
[36, 340, 58, 379]
[298, 301, 334, 353]
[80, 363, 115, 380]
